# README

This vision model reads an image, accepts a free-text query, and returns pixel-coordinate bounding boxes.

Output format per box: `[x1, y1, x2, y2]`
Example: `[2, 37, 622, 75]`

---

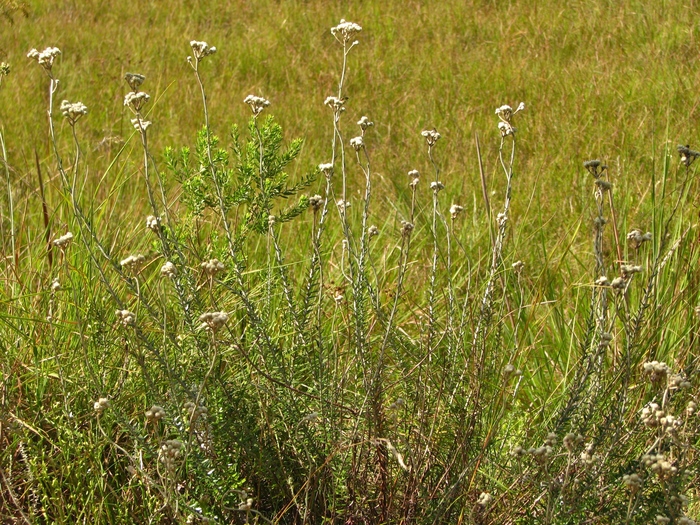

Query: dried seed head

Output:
[584, 159, 607, 178]
[336, 199, 351, 212]
[512, 260, 525, 273]
[677, 145, 700, 167]
[401, 220, 414, 237]
[124, 72, 145, 91]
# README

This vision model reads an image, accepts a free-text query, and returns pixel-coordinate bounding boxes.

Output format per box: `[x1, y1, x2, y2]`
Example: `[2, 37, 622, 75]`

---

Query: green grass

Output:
[1, 1, 699, 523]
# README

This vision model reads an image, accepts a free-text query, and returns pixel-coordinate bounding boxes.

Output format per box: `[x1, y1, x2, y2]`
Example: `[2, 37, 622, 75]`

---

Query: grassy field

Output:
[1, 0, 699, 523]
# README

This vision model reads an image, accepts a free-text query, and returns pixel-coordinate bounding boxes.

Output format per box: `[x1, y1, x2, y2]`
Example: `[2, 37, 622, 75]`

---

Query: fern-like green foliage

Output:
[165, 116, 314, 251]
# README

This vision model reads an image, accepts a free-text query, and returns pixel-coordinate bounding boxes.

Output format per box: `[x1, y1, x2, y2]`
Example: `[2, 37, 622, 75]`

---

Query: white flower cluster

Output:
[120, 254, 145, 272]
[401, 220, 414, 237]
[124, 72, 145, 91]
[94, 397, 110, 415]
[669, 373, 692, 390]
[450, 204, 464, 219]
[50, 277, 61, 292]
[349, 136, 364, 151]
[610, 276, 626, 290]
[244, 95, 270, 116]
[562, 432, 583, 451]
[115, 309, 136, 327]
[626, 229, 652, 249]
[52, 231, 74, 248]
[319, 162, 334, 177]
[622, 473, 643, 493]
[421, 129, 441, 147]
[331, 19, 362, 44]
[584, 159, 607, 178]
[408, 169, 420, 188]
[336, 199, 351, 212]
[495, 102, 525, 137]
[60, 100, 88, 125]
[201, 258, 225, 276]
[621, 264, 643, 278]
[124, 91, 150, 113]
[430, 181, 445, 192]
[189, 40, 217, 60]
[357, 116, 373, 132]
[512, 260, 525, 274]
[324, 96, 346, 115]
[145, 405, 166, 421]
[687, 401, 697, 416]
[579, 442, 597, 466]
[160, 261, 177, 278]
[199, 311, 229, 331]
[642, 361, 669, 383]
[146, 215, 160, 232]
[309, 194, 324, 212]
[477, 492, 493, 506]
[159, 439, 184, 471]
[184, 400, 208, 421]
[367, 224, 379, 238]
[641, 403, 665, 427]
[131, 117, 152, 132]
[27, 46, 61, 71]
[642, 453, 677, 478]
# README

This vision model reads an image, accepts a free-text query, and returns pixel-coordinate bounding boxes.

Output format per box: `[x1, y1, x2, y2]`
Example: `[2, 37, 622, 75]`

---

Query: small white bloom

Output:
[94, 397, 110, 415]
[27, 46, 61, 71]
[124, 91, 150, 113]
[421, 129, 441, 147]
[115, 309, 136, 326]
[319, 162, 334, 177]
[449, 204, 464, 219]
[131, 117, 152, 132]
[189, 40, 217, 60]
[200, 258, 225, 276]
[52, 232, 74, 248]
[349, 136, 364, 151]
[60, 100, 88, 125]
[368, 224, 379, 237]
[330, 19, 362, 44]
[357, 115, 374, 131]
[199, 311, 229, 332]
[430, 181, 445, 192]
[120, 254, 145, 272]
[309, 194, 324, 212]
[146, 215, 160, 232]
[160, 261, 177, 278]
[244, 94, 270, 116]
[477, 492, 493, 506]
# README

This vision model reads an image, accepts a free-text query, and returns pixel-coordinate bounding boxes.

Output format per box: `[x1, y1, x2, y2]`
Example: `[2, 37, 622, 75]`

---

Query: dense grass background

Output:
[1, 0, 700, 523]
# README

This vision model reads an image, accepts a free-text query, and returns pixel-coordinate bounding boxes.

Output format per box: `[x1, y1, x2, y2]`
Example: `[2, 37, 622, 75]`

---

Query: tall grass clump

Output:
[1, 15, 699, 525]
